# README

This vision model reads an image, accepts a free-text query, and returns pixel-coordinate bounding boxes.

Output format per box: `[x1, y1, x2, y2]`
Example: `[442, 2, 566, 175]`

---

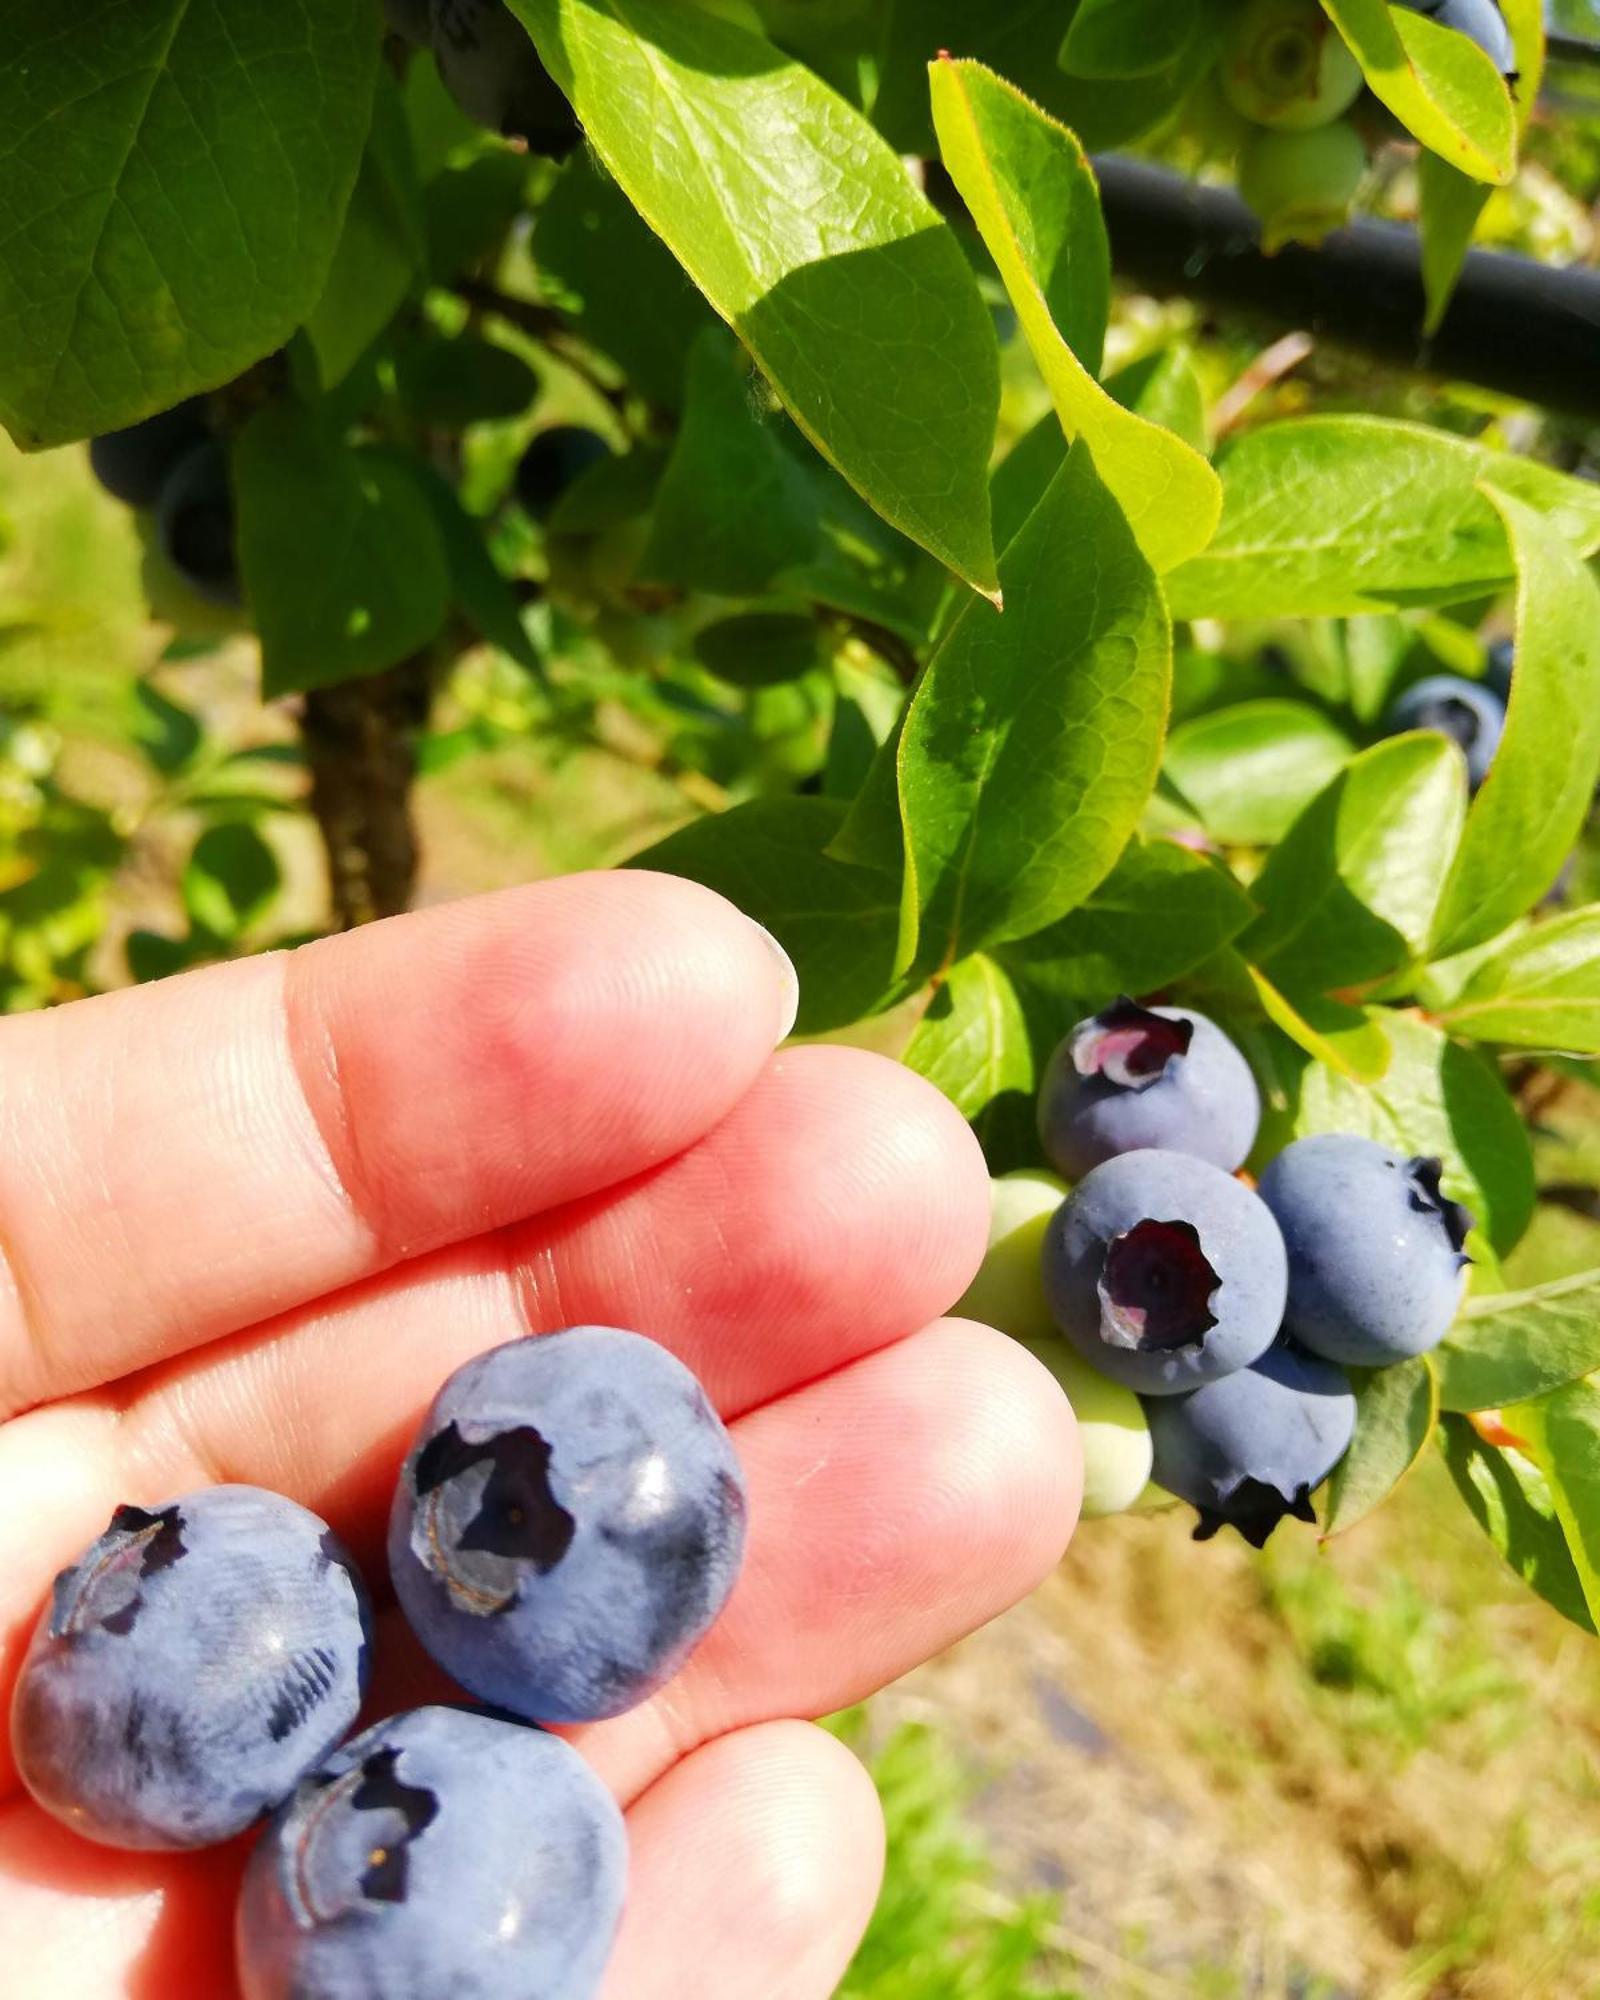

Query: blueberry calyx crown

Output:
[50, 1502, 187, 1640]
[1194, 1478, 1317, 1550]
[1403, 1155, 1475, 1263]
[1097, 1219, 1221, 1352]
[286, 1746, 440, 1923]
[412, 1421, 576, 1615]
[1071, 997, 1193, 1093]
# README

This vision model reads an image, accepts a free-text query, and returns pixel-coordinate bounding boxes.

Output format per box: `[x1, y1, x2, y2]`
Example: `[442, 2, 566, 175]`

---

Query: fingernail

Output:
[748, 920, 800, 1043]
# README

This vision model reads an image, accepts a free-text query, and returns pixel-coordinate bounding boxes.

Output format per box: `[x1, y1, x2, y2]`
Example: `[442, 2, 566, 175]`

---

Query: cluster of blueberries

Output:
[11, 1326, 748, 1998]
[966, 998, 1474, 1547]
[88, 398, 239, 607]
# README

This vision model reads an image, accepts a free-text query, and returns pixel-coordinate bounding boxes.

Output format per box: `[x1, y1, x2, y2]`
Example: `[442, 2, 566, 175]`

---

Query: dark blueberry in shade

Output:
[1038, 1000, 1260, 1179]
[389, 1327, 749, 1723]
[429, 0, 583, 154]
[1258, 1133, 1475, 1366]
[1042, 1150, 1288, 1396]
[157, 437, 240, 605]
[1484, 637, 1515, 702]
[88, 398, 211, 508]
[10, 1486, 372, 1850]
[1385, 673, 1504, 790]
[514, 426, 614, 522]
[1143, 1341, 1357, 1547]
[236, 1705, 626, 2000]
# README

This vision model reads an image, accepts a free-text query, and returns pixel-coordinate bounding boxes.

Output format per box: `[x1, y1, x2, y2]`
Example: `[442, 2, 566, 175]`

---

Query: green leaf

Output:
[1438, 1415, 1595, 1633]
[693, 614, 822, 689]
[0, 0, 381, 448]
[1244, 733, 1467, 993]
[126, 928, 202, 984]
[1292, 1012, 1535, 1254]
[1060, 0, 1203, 78]
[1105, 347, 1209, 457]
[628, 795, 901, 1035]
[1435, 1268, 1600, 1413]
[405, 458, 542, 677]
[514, 0, 1001, 595]
[824, 655, 904, 801]
[234, 405, 451, 697]
[181, 822, 281, 941]
[1506, 1380, 1600, 1630]
[1438, 907, 1600, 1054]
[930, 60, 1219, 573]
[1318, 0, 1515, 184]
[1164, 700, 1353, 847]
[1246, 965, 1392, 1084]
[1165, 418, 1600, 621]
[1323, 1357, 1439, 1536]
[904, 953, 1032, 1121]
[391, 335, 538, 428]
[894, 442, 1170, 976]
[302, 73, 424, 391]
[130, 681, 202, 777]
[1430, 492, 1600, 957]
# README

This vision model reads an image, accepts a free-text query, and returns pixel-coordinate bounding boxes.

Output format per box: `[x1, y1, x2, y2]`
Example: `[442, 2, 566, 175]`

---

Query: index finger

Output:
[0, 872, 796, 1417]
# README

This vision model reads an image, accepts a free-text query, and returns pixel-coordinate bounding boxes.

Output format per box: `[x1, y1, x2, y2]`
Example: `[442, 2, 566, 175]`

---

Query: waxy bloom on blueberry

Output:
[11, 1485, 372, 1850]
[389, 1326, 748, 1723]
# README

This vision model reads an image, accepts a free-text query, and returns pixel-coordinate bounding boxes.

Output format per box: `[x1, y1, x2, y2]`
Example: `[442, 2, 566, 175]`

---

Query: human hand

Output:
[0, 873, 1080, 1997]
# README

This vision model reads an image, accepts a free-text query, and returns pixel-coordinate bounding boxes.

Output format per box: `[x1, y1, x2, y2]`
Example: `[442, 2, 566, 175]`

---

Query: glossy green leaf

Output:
[1319, 0, 1515, 183]
[182, 823, 281, 941]
[1323, 1357, 1438, 1536]
[1438, 907, 1600, 1053]
[904, 953, 1032, 1120]
[515, 0, 1000, 594]
[1431, 493, 1600, 956]
[894, 442, 1170, 976]
[1435, 1268, 1600, 1413]
[1247, 966, 1392, 1084]
[1166, 418, 1600, 620]
[1438, 1415, 1595, 1632]
[930, 60, 1219, 572]
[1060, 0, 1203, 77]
[629, 796, 901, 1035]
[1164, 700, 1353, 847]
[1245, 733, 1468, 992]
[234, 407, 451, 697]
[1507, 1381, 1600, 1630]
[1106, 348, 1209, 457]
[0, 0, 381, 447]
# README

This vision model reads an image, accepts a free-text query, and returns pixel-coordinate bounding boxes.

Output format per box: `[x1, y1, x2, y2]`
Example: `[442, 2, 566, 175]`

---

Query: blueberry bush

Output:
[3, 0, 1600, 1715]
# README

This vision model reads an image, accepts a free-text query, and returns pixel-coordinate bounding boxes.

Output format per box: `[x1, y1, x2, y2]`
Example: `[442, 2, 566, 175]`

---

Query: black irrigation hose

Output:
[1091, 153, 1600, 423]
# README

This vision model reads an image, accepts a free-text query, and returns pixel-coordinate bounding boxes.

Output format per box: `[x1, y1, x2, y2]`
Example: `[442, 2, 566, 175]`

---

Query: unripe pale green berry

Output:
[955, 1171, 1069, 1346]
[1220, 0, 1364, 130]
[1238, 119, 1367, 250]
[1020, 1339, 1155, 1519]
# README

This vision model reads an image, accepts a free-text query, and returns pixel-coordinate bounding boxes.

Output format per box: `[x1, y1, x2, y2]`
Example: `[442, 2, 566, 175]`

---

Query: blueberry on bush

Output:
[1219, 0, 1364, 131]
[1485, 636, 1515, 702]
[157, 437, 241, 605]
[956, 1169, 1069, 1346]
[1395, 0, 1517, 78]
[515, 426, 615, 523]
[429, 0, 582, 155]
[11, 1486, 372, 1850]
[1037, 998, 1260, 1180]
[389, 1326, 748, 1723]
[1238, 120, 1367, 250]
[237, 1705, 626, 2000]
[1385, 673, 1505, 789]
[88, 398, 210, 508]
[1041, 1150, 1289, 1397]
[1258, 1133, 1474, 1366]
[1023, 1338, 1155, 1519]
[1143, 1340, 1356, 1547]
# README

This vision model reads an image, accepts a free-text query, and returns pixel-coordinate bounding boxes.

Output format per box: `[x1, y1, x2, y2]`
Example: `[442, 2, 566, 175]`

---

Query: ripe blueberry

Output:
[515, 426, 614, 522]
[11, 1486, 372, 1850]
[237, 1705, 625, 2000]
[1041, 1150, 1289, 1396]
[157, 437, 240, 605]
[1037, 998, 1261, 1180]
[1219, 0, 1364, 131]
[1386, 673, 1504, 790]
[389, 1327, 748, 1723]
[1258, 1133, 1474, 1366]
[88, 399, 210, 509]
[1143, 1339, 1356, 1546]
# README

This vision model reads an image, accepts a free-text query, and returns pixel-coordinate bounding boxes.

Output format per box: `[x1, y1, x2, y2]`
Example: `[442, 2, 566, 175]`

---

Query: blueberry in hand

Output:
[1037, 998, 1260, 1180]
[515, 426, 614, 522]
[88, 399, 210, 508]
[11, 1485, 372, 1850]
[237, 1704, 625, 2000]
[1143, 1339, 1356, 1547]
[389, 1326, 748, 1723]
[157, 437, 241, 605]
[1041, 1150, 1288, 1397]
[430, 0, 582, 154]
[1385, 673, 1504, 790]
[1394, 0, 1516, 77]
[1257, 1133, 1474, 1366]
